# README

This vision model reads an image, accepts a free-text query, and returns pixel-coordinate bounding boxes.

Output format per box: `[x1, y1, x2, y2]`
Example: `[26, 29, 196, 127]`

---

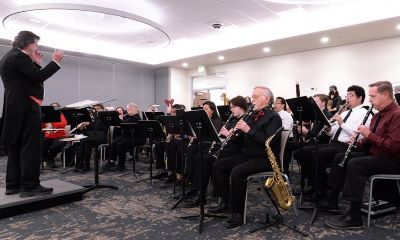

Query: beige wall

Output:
[182, 37, 400, 103]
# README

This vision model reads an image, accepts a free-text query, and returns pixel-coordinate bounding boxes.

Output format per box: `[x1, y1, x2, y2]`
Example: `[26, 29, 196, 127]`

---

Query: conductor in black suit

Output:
[0, 31, 64, 198]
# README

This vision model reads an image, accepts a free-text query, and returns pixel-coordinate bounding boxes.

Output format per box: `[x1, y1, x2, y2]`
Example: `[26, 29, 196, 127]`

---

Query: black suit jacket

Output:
[0, 48, 60, 145]
[243, 106, 283, 158]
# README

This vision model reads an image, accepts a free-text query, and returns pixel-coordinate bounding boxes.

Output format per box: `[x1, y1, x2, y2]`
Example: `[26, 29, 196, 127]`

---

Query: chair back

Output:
[279, 129, 291, 172]
[65, 125, 71, 136]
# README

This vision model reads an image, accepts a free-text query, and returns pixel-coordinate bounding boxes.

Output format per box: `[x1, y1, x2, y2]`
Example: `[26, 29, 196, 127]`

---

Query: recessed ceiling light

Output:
[182, 62, 188, 67]
[320, 37, 329, 43]
[218, 55, 225, 61]
[263, 47, 271, 53]
[397, 24, 400, 30]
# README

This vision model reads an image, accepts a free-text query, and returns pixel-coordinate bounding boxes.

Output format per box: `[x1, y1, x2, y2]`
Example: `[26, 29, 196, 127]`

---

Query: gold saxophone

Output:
[264, 130, 295, 210]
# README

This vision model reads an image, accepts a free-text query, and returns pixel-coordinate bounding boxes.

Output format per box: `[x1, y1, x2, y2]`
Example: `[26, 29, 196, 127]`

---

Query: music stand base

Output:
[180, 213, 227, 234]
[249, 213, 308, 237]
[83, 184, 119, 193]
[61, 167, 84, 174]
[135, 177, 155, 187]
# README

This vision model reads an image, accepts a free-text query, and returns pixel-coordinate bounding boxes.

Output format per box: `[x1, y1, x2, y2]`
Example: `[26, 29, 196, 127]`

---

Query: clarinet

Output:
[208, 113, 235, 153]
[212, 105, 254, 159]
[338, 105, 373, 167]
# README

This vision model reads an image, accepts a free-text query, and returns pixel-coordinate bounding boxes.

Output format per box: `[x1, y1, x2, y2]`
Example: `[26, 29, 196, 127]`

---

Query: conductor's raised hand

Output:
[52, 49, 64, 64]
[32, 50, 43, 65]
[235, 119, 250, 133]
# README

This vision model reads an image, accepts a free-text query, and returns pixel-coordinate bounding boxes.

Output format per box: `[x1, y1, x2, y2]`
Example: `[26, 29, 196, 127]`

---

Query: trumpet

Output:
[338, 105, 373, 167]
[212, 105, 254, 159]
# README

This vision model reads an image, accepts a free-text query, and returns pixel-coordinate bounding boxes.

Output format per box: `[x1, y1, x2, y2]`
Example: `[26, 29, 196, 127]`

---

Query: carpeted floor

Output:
[0, 155, 399, 240]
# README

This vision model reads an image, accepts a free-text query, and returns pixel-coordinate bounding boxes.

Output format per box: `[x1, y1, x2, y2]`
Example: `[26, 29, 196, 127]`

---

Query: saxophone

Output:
[264, 128, 295, 210]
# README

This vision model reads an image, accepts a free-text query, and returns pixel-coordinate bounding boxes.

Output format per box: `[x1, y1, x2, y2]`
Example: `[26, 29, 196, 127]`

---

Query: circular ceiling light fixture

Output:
[264, 0, 354, 4]
[320, 36, 329, 43]
[218, 55, 225, 61]
[2, 3, 170, 53]
[263, 47, 271, 53]
[182, 62, 188, 67]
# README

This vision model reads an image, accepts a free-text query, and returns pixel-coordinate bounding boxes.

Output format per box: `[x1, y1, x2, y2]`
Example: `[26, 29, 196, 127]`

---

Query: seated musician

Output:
[42, 102, 70, 168]
[293, 85, 371, 201]
[211, 86, 282, 228]
[183, 96, 248, 207]
[75, 104, 107, 172]
[102, 103, 145, 171]
[273, 97, 293, 131]
[182, 101, 223, 189]
[324, 81, 400, 229]
[282, 94, 332, 174]
[153, 104, 185, 181]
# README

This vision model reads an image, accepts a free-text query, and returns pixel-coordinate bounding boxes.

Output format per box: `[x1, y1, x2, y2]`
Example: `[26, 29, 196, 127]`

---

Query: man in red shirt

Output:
[324, 81, 400, 229]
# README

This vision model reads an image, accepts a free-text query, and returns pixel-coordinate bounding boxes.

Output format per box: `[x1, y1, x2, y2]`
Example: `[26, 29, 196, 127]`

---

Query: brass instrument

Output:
[264, 127, 295, 210]
[338, 105, 373, 167]
[212, 106, 254, 159]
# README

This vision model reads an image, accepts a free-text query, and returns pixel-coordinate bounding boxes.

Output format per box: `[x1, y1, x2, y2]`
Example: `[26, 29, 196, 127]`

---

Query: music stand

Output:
[61, 108, 92, 130]
[41, 106, 62, 172]
[97, 111, 120, 173]
[191, 106, 203, 110]
[83, 110, 119, 193]
[134, 120, 166, 187]
[144, 111, 165, 120]
[217, 105, 231, 122]
[158, 115, 180, 192]
[180, 110, 224, 234]
[307, 96, 334, 224]
[118, 123, 142, 179]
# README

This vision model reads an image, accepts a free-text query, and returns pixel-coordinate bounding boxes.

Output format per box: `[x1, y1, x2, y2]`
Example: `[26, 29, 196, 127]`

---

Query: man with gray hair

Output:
[102, 103, 145, 171]
[211, 86, 282, 228]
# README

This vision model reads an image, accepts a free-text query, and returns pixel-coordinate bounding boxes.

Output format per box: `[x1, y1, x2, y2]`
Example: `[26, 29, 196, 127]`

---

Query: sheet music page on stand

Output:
[66, 100, 99, 109]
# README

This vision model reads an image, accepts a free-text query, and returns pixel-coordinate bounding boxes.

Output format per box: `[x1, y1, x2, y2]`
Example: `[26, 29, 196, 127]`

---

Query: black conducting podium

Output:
[180, 110, 224, 234]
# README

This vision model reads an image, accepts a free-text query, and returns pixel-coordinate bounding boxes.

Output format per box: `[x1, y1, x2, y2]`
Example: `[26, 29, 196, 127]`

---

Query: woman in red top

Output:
[42, 102, 67, 168]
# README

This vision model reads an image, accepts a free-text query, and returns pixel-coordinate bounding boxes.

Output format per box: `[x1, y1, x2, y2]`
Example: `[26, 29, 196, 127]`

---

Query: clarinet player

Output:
[324, 81, 400, 229]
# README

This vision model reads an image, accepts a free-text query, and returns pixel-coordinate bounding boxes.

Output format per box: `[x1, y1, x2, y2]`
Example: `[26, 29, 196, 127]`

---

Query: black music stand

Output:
[118, 123, 142, 179]
[217, 105, 231, 122]
[60, 108, 92, 174]
[83, 111, 119, 193]
[158, 115, 180, 193]
[395, 93, 400, 104]
[191, 106, 203, 110]
[307, 96, 335, 224]
[41, 106, 61, 172]
[144, 111, 165, 120]
[97, 111, 120, 173]
[134, 120, 166, 187]
[180, 110, 225, 234]
[286, 97, 315, 205]
[170, 110, 195, 209]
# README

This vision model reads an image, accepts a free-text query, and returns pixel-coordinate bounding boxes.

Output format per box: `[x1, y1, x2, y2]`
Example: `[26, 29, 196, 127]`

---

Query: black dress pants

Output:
[42, 137, 67, 163]
[109, 136, 145, 167]
[154, 141, 166, 170]
[6, 103, 42, 190]
[293, 141, 348, 191]
[213, 154, 271, 214]
[328, 152, 400, 204]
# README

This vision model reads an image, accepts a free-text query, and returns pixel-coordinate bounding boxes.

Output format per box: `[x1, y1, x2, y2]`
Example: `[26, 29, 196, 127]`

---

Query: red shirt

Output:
[363, 101, 400, 157]
[44, 113, 67, 139]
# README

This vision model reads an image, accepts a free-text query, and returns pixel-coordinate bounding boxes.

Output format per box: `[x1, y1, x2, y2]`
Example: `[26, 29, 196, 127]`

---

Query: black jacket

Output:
[0, 48, 60, 145]
[243, 106, 282, 158]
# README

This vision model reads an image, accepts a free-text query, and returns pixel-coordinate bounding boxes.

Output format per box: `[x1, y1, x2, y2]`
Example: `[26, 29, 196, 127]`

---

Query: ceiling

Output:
[0, 0, 399, 68]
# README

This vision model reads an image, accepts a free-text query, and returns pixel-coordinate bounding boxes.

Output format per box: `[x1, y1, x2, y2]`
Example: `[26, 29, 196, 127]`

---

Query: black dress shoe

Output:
[5, 188, 20, 195]
[208, 202, 228, 214]
[19, 185, 53, 198]
[153, 171, 168, 179]
[224, 213, 243, 228]
[319, 201, 341, 214]
[325, 214, 364, 230]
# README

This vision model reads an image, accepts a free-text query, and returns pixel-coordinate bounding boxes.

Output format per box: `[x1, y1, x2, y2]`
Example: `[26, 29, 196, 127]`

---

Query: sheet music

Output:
[65, 100, 99, 109]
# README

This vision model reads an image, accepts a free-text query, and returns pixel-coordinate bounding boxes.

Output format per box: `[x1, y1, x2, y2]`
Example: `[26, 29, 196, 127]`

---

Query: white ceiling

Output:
[0, 0, 399, 67]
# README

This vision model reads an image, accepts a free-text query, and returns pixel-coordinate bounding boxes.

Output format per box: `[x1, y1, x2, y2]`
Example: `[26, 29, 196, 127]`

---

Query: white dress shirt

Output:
[327, 105, 372, 143]
[277, 110, 294, 131]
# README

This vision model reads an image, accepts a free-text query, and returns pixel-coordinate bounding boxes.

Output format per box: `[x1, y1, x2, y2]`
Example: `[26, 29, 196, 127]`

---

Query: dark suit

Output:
[0, 48, 60, 190]
[213, 107, 282, 214]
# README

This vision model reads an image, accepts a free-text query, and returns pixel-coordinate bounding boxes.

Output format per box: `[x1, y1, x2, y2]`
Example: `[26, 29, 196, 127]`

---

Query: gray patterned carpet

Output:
[0, 155, 399, 240]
